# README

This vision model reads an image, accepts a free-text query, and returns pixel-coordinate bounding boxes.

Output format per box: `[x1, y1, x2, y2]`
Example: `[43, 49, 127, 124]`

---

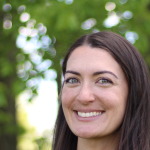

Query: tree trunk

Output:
[56, 71, 62, 103]
[0, 77, 17, 150]
[0, 40, 18, 150]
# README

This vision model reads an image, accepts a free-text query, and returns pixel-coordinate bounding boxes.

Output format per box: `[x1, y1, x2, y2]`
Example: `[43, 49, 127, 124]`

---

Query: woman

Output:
[52, 31, 150, 150]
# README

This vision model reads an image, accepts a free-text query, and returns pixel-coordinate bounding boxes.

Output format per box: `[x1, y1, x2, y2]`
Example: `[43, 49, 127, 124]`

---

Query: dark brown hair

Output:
[52, 31, 150, 150]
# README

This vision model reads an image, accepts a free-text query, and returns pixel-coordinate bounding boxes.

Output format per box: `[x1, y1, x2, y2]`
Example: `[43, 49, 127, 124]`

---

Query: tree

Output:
[0, 0, 150, 149]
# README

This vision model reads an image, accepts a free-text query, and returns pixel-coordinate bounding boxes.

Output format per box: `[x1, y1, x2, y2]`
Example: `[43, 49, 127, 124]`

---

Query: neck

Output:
[77, 133, 119, 150]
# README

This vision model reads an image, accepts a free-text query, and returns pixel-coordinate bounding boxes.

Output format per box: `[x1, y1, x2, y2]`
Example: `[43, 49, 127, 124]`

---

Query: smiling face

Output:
[62, 45, 128, 140]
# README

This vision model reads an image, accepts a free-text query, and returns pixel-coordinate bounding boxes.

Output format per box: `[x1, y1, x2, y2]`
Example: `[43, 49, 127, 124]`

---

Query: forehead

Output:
[66, 45, 121, 74]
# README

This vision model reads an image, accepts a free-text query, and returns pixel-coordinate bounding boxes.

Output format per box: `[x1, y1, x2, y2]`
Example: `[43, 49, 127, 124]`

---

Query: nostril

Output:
[77, 95, 95, 104]
[77, 85, 95, 103]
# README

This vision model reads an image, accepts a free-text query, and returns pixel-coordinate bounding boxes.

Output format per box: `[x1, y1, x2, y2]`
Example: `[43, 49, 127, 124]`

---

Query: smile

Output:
[77, 111, 102, 117]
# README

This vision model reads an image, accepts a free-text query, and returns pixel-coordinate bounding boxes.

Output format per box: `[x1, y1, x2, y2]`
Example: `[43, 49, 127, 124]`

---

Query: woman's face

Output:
[62, 45, 128, 139]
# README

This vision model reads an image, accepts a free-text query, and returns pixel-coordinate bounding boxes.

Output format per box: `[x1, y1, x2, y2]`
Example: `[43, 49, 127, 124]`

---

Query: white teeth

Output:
[82, 113, 85, 117]
[89, 112, 93, 117]
[77, 111, 102, 117]
[85, 113, 90, 117]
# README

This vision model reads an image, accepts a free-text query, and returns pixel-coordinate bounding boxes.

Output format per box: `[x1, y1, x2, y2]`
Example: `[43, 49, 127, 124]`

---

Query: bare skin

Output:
[77, 132, 119, 150]
[62, 45, 128, 150]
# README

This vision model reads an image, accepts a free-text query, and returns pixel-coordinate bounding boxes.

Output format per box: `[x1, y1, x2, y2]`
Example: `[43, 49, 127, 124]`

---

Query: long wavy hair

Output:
[52, 31, 150, 150]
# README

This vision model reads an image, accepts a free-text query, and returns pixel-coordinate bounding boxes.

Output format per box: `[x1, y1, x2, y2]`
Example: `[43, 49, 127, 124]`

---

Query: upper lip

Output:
[74, 109, 104, 113]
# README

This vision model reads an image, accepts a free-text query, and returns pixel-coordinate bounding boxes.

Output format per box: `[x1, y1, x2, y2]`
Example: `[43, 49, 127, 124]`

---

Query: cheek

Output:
[61, 90, 70, 119]
[96, 88, 127, 110]
[61, 90, 69, 107]
[61, 87, 75, 108]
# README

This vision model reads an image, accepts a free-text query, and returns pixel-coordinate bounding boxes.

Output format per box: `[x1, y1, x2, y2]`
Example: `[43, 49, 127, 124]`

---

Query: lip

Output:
[74, 110, 104, 122]
[74, 109, 104, 113]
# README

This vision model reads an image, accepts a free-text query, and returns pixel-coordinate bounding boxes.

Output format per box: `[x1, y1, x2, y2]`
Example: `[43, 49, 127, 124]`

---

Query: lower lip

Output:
[74, 111, 104, 122]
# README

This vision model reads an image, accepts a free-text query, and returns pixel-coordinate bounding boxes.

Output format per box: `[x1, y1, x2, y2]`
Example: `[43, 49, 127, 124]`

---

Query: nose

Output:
[77, 83, 95, 104]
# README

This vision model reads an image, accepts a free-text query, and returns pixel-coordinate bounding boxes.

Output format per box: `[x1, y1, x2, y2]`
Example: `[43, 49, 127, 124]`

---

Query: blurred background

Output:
[0, 0, 150, 149]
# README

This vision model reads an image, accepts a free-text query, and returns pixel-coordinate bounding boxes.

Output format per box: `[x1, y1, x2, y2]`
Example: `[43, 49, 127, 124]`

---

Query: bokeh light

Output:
[24, 61, 33, 71]
[30, 29, 38, 37]
[44, 69, 57, 80]
[81, 18, 97, 30]
[19, 26, 38, 37]
[19, 27, 28, 36]
[17, 63, 26, 78]
[37, 23, 47, 35]
[27, 19, 36, 28]
[65, 0, 73, 5]
[18, 5, 26, 14]
[105, 2, 116, 11]
[41, 35, 51, 46]
[92, 29, 100, 33]
[35, 41, 42, 50]
[3, 3, 12, 12]
[35, 60, 52, 72]
[48, 47, 56, 57]
[16, 35, 27, 48]
[125, 31, 138, 44]
[103, 12, 120, 28]
[29, 52, 42, 64]
[3, 20, 12, 29]
[120, 0, 128, 4]
[26, 77, 40, 88]
[25, 80, 58, 133]
[123, 11, 133, 20]
[20, 12, 30, 22]
[23, 42, 36, 54]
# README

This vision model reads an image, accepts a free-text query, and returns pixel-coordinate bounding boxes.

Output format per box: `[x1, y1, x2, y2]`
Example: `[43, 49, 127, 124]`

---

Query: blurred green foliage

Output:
[0, 0, 150, 149]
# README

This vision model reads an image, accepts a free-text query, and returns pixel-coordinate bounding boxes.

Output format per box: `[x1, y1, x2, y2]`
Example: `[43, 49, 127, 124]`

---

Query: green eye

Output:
[98, 78, 112, 84]
[65, 78, 79, 84]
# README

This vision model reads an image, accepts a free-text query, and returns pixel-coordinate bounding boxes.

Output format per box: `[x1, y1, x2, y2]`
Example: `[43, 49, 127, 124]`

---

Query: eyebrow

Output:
[65, 70, 118, 79]
[93, 71, 118, 78]
[65, 70, 80, 76]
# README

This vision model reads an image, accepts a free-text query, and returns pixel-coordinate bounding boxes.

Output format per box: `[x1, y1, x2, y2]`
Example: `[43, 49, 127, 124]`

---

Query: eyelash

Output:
[64, 77, 113, 85]
[64, 78, 80, 84]
[96, 78, 113, 84]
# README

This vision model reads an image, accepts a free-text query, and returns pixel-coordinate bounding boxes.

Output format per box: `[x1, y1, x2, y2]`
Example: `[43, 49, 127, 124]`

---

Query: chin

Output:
[74, 130, 98, 139]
